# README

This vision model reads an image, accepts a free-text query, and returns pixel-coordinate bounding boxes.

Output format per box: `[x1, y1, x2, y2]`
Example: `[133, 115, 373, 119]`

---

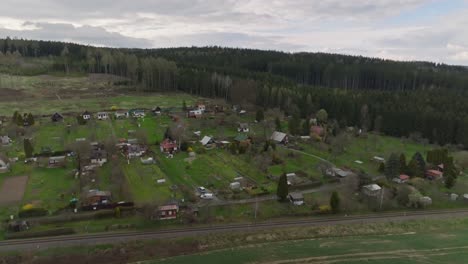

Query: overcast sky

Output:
[1, 0, 468, 65]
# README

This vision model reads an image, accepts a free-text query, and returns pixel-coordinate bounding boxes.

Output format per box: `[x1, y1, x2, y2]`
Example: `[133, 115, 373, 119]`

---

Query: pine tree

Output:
[26, 113, 34, 126]
[275, 117, 282, 132]
[408, 152, 426, 177]
[24, 138, 33, 158]
[302, 118, 310, 136]
[277, 174, 288, 201]
[182, 100, 187, 111]
[12, 111, 19, 124]
[330, 191, 340, 214]
[399, 153, 407, 174]
[16, 113, 24, 126]
[256, 109, 264, 122]
[385, 153, 400, 180]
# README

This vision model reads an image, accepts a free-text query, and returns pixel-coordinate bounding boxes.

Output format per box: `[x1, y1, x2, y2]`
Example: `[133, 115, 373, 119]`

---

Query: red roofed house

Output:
[156, 204, 179, 220]
[160, 138, 178, 154]
[426, 169, 443, 180]
[393, 174, 410, 184]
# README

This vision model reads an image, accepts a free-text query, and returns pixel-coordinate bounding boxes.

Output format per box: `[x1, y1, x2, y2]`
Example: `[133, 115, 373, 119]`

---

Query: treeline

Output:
[2, 38, 468, 146]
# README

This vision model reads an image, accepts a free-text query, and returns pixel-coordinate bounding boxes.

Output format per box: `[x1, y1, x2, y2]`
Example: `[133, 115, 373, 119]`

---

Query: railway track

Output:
[2, 208, 468, 251]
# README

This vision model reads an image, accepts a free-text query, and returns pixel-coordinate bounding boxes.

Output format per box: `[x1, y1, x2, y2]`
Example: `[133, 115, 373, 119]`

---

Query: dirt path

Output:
[0, 175, 28, 205]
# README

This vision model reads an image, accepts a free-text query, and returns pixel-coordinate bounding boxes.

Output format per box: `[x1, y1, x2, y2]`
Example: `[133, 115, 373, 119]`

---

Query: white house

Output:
[188, 109, 203, 118]
[362, 184, 382, 197]
[97, 112, 109, 120]
[114, 111, 129, 119]
[238, 123, 249, 133]
[289, 192, 304, 206]
[271, 131, 288, 144]
[82, 111, 92, 120]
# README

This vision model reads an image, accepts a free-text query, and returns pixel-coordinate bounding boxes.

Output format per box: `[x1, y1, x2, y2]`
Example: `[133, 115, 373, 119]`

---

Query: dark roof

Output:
[234, 134, 248, 141]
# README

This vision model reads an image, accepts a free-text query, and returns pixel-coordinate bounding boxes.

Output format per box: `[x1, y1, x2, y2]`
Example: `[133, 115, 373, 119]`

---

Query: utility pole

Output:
[379, 187, 384, 210]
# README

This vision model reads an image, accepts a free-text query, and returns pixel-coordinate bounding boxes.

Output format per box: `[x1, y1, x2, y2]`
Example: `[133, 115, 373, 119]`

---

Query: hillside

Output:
[2, 38, 468, 146]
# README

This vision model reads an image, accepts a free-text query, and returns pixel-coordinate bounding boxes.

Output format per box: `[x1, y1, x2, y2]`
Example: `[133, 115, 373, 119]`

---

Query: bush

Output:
[319, 205, 331, 214]
[180, 142, 189, 151]
[18, 207, 48, 218]
[5, 228, 74, 239]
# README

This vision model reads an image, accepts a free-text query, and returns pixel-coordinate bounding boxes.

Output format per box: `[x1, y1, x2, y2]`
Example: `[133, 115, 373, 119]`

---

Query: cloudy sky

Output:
[1, 0, 468, 65]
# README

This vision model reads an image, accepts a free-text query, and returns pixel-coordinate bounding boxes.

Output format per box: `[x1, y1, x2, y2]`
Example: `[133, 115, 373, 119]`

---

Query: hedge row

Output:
[5, 227, 75, 240]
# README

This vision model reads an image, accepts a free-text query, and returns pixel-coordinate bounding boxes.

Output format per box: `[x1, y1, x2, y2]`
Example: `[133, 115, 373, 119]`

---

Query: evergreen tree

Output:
[12, 111, 19, 124]
[288, 115, 300, 135]
[385, 153, 400, 180]
[399, 153, 407, 174]
[256, 109, 264, 122]
[182, 100, 187, 111]
[330, 191, 340, 214]
[23, 138, 33, 158]
[378, 162, 385, 173]
[26, 113, 34, 126]
[16, 113, 24, 126]
[276, 174, 288, 201]
[275, 117, 282, 132]
[302, 118, 310, 136]
[408, 152, 426, 177]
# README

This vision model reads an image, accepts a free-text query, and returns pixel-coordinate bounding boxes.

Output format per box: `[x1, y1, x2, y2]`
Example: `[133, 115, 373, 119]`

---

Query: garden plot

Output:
[0, 176, 28, 205]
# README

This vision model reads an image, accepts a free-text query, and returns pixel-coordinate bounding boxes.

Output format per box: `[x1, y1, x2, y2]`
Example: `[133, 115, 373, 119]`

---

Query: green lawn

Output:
[22, 165, 78, 211]
[155, 230, 468, 264]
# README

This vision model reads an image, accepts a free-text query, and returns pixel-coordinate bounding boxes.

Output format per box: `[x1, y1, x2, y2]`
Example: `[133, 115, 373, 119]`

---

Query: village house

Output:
[234, 133, 250, 143]
[152, 106, 162, 115]
[0, 154, 10, 173]
[327, 167, 353, 178]
[97, 112, 109, 120]
[48, 156, 66, 168]
[155, 204, 179, 220]
[114, 110, 129, 119]
[160, 138, 178, 153]
[126, 144, 146, 158]
[393, 174, 410, 184]
[51, 112, 64, 122]
[426, 169, 443, 180]
[82, 111, 92, 120]
[0, 135, 12, 146]
[197, 104, 206, 112]
[200, 136, 215, 148]
[289, 192, 305, 206]
[362, 184, 382, 197]
[86, 190, 111, 207]
[372, 156, 385, 163]
[271, 131, 288, 144]
[188, 109, 203, 118]
[130, 109, 146, 118]
[238, 123, 250, 133]
[90, 143, 107, 166]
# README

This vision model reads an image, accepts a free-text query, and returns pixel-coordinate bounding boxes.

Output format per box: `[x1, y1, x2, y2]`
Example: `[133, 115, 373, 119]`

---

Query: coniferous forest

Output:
[2, 37, 468, 147]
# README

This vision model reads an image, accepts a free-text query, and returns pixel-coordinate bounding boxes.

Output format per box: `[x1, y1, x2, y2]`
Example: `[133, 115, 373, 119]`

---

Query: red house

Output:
[160, 138, 178, 153]
[426, 169, 443, 180]
[156, 204, 179, 220]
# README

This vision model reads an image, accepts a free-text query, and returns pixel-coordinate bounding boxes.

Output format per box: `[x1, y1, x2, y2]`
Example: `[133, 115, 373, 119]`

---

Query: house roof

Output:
[363, 184, 382, 192]
[200, 136, 213, 146]
[49, 156, 66, 161]
[271, 131, 287, 142]
[83, 111, 91, 115]
[239, 123, 249, 129]
[87, 190, 111, 198]
[289, 192, 304, 200]
[52, 112, 63, 118]
[400, 174, 410, 180]
[234, 134, 248, 142]
[97, 112, 108, 115]
[427, 169, 443, 177]
[158, 204, 179, 211]
[160, 138, 177, 148]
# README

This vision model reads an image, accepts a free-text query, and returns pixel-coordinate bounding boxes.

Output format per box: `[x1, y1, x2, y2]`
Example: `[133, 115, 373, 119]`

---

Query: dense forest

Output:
[1, 37, 468, 147]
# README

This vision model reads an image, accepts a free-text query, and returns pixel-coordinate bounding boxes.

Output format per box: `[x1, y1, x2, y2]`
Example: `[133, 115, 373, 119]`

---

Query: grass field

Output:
[155, 229, 468, 264]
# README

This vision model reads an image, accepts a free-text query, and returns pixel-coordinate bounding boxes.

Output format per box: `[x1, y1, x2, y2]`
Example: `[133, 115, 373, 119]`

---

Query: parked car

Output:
[197, 186, 207, 193]
[200, 193, 214, 199]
